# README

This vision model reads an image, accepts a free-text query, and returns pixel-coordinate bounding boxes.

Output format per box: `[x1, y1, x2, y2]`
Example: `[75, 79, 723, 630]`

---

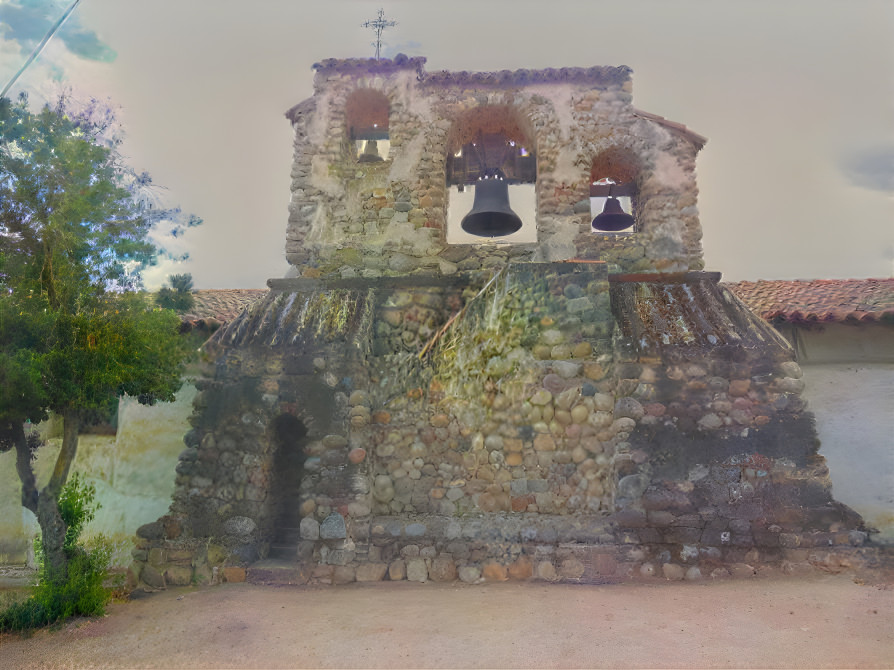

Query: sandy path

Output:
[0, 575, 892, 669]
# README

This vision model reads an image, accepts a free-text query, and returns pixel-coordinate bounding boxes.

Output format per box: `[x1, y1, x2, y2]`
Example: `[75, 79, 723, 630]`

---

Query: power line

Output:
[1, 0, 83, 99]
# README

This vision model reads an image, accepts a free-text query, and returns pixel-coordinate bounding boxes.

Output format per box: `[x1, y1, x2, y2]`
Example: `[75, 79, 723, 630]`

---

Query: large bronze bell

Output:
[592, 196, 635, 232]
[460, 175, 523, 237]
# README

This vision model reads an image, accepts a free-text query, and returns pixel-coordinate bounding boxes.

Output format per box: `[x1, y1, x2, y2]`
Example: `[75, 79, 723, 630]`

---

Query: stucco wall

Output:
[777, 323, 894, 542]
[786, 323, 894, 364]
[0, 384, 195, 565]
[802, 363, 894, 543]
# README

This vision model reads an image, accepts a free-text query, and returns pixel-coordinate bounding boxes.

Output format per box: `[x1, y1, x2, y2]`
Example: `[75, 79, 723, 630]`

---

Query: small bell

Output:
[358, 140, 383, 163]
[592, 196, 635, 232]
[461, 173, 523, 237]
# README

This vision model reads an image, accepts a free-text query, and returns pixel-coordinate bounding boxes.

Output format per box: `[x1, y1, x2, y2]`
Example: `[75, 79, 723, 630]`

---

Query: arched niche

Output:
[589, 146, 642, 234]
[345, 88, 391, 162]
[445, 105, 536, 185]
[445, 105, 538, 243]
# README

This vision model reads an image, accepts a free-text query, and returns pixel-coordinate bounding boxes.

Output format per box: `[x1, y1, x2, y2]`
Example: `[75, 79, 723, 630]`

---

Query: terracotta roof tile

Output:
[422, 65, 632, 88]
[312, 55, 427, 74]
[725, 279, 894, 325]
[307, 56, 631, 88]
[632, 108, 707, 148]
[189, 289, 268, 322]
[186, 281, 894, 327]
[285, 97, 316, 123]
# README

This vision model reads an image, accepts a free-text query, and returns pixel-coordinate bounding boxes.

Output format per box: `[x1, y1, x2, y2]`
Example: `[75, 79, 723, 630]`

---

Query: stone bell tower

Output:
[283, 56, 705, 278]
[130, 57, 871, 590]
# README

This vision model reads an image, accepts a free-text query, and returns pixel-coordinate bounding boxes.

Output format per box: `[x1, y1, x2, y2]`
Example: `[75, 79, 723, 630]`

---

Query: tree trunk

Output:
[37, 487, 67, 580]
[11, 421, 38, 515]
[38, 409, 81, 580]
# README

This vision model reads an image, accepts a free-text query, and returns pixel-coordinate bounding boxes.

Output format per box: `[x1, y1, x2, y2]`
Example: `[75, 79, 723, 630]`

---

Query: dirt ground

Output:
[0, 575, 892, 669]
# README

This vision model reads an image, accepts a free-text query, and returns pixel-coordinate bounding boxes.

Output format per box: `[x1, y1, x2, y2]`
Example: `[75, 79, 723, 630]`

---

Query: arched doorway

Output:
[269, 413, 308, 559]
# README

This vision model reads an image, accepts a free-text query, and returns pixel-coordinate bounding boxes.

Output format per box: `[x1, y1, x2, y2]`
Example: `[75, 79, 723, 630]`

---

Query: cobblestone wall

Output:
[285, 58, 704, 278]
[130, 268, 870, 589]
[128, 59, 872, 590]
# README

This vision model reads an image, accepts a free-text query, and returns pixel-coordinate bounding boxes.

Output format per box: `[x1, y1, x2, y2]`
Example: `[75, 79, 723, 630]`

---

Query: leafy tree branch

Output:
[0, 92, 196, 585]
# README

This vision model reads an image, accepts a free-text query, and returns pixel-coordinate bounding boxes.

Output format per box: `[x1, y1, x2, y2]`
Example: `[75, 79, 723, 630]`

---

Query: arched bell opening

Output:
[345, 88, 391, 162]
[445, 105, 538, 243]
[268, 413, 308, 559]
[589, 148, 641, 234]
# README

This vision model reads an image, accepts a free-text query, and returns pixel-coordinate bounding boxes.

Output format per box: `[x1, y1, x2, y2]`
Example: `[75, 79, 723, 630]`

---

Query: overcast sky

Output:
[2, 0, 892, 288]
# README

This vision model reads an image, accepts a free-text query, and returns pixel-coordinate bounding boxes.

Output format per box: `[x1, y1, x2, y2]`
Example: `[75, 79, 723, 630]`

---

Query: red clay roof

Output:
[725, 279, 894, 325]
[422, 65, 632, 88]
[307, 56, 632, 88]
[632, 108, 707, 149]
[189, 289, 267, 322]
[311, 55, 427, 74]
[187, 280, 894, 327]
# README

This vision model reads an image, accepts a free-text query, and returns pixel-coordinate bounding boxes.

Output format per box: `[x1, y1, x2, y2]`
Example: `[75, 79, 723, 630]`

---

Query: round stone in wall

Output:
[617, 473, 650, 500]
[779, 361, 803, 379]
[222, 516, 256, 538]
[697, 413, 723, 430]
[541, 329, 564, 346]
[300, 517, 320, 541]
[406, 522, 427, 538]
[458, 565, 481, 583]
[552, 360, 581, 379]
[320, 513, 347, 540]
[563, 283, 584, 299]
[389, 253, 417, 273]
[614, 397, 644, 421]
[322, 434, 348, 449]
[406, 557, 428, 582]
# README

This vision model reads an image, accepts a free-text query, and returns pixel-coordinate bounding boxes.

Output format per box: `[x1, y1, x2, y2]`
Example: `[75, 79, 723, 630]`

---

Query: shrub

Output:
[156, 273, 195, 312]
[0, 475, 113, 632]
[58, 474, 99, 554]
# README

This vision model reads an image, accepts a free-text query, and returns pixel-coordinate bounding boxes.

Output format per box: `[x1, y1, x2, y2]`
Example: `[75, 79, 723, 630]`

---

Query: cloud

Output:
[382, 41, 424, 59]
[0, 0, 115, 63]
[840, 145, 894, 193]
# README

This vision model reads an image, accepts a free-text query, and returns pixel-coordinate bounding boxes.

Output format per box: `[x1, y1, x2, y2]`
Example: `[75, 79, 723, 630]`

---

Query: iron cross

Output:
[361, 8, 397, 60]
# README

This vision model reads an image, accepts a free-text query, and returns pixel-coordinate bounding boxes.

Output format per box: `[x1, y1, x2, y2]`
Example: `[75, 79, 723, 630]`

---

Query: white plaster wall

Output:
[0, 383, 195, 566]
[0, 448, 31, 563]
[794, 323, 894, 364]
[803, 363, 894, 543]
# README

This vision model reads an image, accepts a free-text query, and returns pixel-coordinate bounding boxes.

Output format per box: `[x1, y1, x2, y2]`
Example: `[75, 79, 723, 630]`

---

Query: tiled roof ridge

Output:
[309, 56, 632, 88]
[312, 55, 427, 73]
[187, 288, 268, 323]
[632, 108, 707, 148]
[422, 65, 632, 88]
[285, 97, 316, 123]
[725, 278, 894, 324]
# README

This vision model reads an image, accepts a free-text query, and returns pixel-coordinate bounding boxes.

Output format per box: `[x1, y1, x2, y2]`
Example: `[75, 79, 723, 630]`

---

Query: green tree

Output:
[156, 272, 195, 312]
[167, 273, 194, 293]
[0, 93, 192, 583]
